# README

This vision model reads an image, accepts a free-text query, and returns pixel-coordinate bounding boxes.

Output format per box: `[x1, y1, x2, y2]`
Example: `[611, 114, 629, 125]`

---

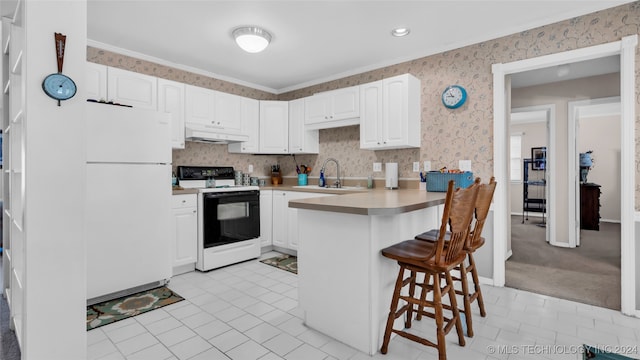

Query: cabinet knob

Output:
[182, 200, 186, 203]
[192, 210, 196, 213]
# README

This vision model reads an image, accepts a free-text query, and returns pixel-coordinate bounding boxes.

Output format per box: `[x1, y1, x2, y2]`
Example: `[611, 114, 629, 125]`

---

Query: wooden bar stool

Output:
[380, 180, 479, 360]
[415, 177, 496, 337]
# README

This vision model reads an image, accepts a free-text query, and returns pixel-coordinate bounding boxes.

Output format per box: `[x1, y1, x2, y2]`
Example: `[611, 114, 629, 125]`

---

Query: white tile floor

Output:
[87, 252, 640, 360]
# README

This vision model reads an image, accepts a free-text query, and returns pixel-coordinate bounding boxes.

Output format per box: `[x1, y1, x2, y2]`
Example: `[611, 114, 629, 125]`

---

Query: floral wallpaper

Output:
[88, 2, 640, 208]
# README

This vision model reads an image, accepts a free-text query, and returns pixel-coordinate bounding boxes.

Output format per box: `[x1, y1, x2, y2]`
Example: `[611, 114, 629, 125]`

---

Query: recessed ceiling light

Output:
[391, 28, 410, 37]
[233, 26, 272, 53]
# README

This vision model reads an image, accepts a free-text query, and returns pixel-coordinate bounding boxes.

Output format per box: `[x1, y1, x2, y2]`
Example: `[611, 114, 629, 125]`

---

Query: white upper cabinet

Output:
[305, 85, 360, 130]
[259, 100, 289, 154]
[360, 74, 421, 150]
[185, 85, 216, 127]
[86, 62, 107, 101]
[107, 67, 158, 110]
[289, 98, 319, 154]
[214, 91, 242, 134]
[185, 85, 244, 135]
[228, 97, 260, 153]
[158, 79, 186, 149]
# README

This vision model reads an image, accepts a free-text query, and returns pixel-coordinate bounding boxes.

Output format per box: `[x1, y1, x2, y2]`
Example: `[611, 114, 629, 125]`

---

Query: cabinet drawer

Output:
[172, 194, 197, 209]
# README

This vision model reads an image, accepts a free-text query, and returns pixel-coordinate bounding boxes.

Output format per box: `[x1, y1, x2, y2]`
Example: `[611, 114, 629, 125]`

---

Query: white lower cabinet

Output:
[272, 191, 335, 252]
[260, 190, 273, 248]
[171, 194, 198, 275]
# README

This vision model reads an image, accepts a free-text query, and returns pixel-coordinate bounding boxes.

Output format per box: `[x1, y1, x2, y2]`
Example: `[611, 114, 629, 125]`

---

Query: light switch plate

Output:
[459, 160, 472, 172]
[424, 161, 431, 172]
[248, 164, 254, 173]
[373, 162, 382, 172]
[412, 162, 420, 172]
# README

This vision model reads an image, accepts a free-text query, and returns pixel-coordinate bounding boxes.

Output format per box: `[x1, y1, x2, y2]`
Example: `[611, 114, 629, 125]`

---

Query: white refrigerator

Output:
[85, 103, 172, 301]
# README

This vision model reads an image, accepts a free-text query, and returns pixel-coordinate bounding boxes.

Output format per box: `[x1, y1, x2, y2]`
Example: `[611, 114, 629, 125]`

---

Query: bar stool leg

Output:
[468, 253, 486, 317]
[415, 272, 431, 321]
[406, 270, 417, 329]
[381, 264, 406, 354]
[446, 271, 466, 347]
[432, 273, 447, 360]
[458, 259, 473, 337]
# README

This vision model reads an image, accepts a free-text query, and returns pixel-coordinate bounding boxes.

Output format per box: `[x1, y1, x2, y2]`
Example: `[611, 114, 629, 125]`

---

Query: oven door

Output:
[202, 190, 260, 248]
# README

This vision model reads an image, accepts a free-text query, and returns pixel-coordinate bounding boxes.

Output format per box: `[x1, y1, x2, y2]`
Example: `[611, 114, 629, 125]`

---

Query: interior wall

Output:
[578, 114, 622, 222]
[511, 73, 620, 244]
[87, 2, 640, 201]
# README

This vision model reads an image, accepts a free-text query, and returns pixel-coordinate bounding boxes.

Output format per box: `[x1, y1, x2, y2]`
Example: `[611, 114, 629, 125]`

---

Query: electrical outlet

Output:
[248, 164, 254, 173]
[424, 161, 431, 172]
[459, 160, 472, 172]
[373, 162, 382, 172]
[412, 162, 420, 172]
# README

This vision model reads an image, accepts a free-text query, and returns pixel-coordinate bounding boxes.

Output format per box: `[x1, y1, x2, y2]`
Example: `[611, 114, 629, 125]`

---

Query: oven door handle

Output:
[203, 191, 259, 199]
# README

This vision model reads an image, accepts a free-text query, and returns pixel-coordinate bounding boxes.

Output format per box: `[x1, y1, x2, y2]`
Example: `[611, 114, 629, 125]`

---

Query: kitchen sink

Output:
[292, 185, 368, 191]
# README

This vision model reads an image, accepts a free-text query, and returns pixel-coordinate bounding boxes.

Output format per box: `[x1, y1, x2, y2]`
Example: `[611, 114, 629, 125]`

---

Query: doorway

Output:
[492, 35, 637, 315]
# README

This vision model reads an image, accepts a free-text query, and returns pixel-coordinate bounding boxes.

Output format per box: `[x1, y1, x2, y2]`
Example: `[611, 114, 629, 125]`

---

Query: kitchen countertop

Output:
[171, 187, 199, 195]
[288, 189, 446, 215]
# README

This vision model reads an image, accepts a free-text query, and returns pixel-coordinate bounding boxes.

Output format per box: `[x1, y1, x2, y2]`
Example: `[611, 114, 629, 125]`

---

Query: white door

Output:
[383, 76, 407, 147]
[215, 91, 243, 134]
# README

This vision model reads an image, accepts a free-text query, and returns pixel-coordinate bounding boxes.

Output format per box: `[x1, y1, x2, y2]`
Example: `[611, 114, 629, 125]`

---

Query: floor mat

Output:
[87, 286, 183, 331]
[260, 254, 297, 274]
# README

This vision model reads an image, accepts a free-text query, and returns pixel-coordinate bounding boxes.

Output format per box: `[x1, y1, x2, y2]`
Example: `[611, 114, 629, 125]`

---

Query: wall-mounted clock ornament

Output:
[42, 33, 76, 106]
[441, 85, 467, 109]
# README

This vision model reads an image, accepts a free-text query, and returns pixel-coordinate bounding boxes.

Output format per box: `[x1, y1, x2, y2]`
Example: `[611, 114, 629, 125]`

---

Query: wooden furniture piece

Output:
[380, 180, 479, 360]
[522, 158, 546, 224]
[580, 183, 601, 231]
[414, 177, 497, 338]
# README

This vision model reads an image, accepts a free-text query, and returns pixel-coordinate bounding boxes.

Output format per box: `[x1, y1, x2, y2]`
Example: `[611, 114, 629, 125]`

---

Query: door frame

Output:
[511, 105, 555, 246]
[492, 35, 637, 315]
[568, 97, 621, 248]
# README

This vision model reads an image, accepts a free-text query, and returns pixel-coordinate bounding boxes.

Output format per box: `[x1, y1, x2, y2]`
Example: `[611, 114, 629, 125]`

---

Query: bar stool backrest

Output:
[466, 177, 497, 250]
[435, 180, 480, 266]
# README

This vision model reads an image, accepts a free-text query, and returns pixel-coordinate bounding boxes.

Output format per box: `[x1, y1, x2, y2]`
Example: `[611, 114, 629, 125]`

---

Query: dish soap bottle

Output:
[319, 170, 325, 187]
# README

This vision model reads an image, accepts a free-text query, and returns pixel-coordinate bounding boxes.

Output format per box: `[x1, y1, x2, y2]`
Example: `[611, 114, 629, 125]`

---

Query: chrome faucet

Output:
[321, 158, 341, 188]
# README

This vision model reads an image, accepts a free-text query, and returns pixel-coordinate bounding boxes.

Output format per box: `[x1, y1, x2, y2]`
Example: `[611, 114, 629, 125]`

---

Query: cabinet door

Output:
[185, 85, 217, 127]
[229, 97, 260, 153]
[286, 192, 336, 250]
[260, 190, 273, 247]
[359, 80, 383, 149]
[215, 91, 242, 134]
[158, 79, 185, 149]
[383, 76, 409, 147]
[86, 62, 107, 101]
[289, 98, 319, 154]
[259, 101, 289, 154]
[331, 85, 360, 120]
[272, 191, 288, 247]
[107, 67, 158, 110]
[304, 94, 331, 125]
[172, 206, 197, 269]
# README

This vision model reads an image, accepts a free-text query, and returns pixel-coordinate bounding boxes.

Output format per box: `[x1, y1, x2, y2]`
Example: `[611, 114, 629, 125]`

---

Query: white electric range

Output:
[177, 166, 260, 271]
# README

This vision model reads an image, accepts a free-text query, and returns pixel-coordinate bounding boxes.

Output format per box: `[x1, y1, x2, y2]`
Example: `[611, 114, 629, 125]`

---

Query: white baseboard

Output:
[505, 250, 513, 261]
[479, 276, 494, 286]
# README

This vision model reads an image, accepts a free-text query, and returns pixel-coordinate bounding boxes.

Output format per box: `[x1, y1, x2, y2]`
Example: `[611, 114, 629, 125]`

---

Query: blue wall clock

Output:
[441, 85, 467, 109]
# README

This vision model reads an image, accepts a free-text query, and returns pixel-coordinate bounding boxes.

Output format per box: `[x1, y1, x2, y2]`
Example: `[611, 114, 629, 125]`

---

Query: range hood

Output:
[185, 125, 249, 144]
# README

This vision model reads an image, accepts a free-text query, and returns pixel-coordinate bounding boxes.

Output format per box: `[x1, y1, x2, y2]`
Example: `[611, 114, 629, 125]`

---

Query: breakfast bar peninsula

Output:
[288, 189, 447, 355]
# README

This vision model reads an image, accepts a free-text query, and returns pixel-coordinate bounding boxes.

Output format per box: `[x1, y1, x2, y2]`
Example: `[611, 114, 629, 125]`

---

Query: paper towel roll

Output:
[385, 163, 398, 189]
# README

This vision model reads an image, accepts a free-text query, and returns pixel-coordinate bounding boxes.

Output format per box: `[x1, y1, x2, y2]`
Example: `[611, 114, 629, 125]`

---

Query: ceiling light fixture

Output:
[233, 26, 272, 53]
[391, 27, 410, 37]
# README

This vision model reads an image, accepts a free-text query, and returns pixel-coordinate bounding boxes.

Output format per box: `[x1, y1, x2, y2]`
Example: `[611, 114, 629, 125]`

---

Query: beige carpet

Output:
[506, 215, 620, 310]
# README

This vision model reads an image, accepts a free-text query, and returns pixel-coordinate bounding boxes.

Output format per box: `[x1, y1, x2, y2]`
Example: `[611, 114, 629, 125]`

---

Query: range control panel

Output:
[177, 166, 235, 180]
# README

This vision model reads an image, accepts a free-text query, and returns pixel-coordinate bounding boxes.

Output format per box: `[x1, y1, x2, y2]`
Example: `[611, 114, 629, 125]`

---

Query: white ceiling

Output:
[81, 1, 631, 93]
